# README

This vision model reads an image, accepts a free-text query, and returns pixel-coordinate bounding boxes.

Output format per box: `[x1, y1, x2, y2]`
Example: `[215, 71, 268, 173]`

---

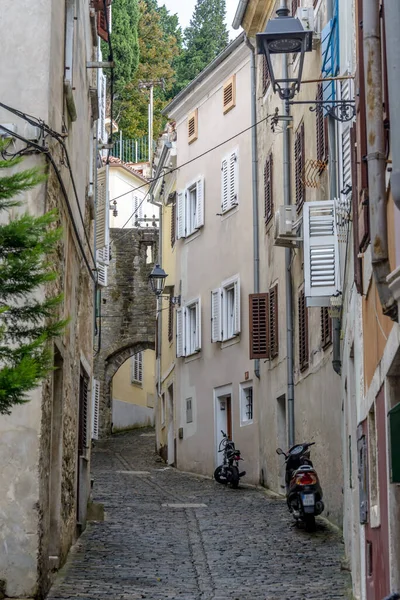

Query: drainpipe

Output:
[232, 0, 249, 30]
[245, 35, 260, 380]
[282, 57, 295, 448]
[363, 0, 398, 321]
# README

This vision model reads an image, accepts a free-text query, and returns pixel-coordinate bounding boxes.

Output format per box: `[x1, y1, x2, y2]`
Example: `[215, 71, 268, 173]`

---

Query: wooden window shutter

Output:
[96, 166, 110, 251]
[295, 122, 305, 210]
[168, 289, 174, 343]
[194, 176, 205, 229]
[316, 83, 328, 164]
[350, 126, 363, 294]
[171, 201, 176, 247]
[188, 109, 198, 144]
[269, 284, 279, 358]
[264, 152, 273, 224]
[298, 290, 309, 371]
[176, 190, 186, 239]
[91, 379, 100, 441]
[320, 307, 332, 349]
[223, 75, 236, 114]
[78, 373, 89, 454]
[211, 288, 222, 342]
[292, 0, 300, 15]
[356, 0, 370, 251]
[262, 56, 271, 95]
[249, 293, 269, 359]
[97, 7, 110, 42]
[176, 308, 184, 357]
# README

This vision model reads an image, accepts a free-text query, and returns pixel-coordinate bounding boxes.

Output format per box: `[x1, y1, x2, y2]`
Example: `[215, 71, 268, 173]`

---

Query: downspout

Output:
[282, 56, 295, 448]
[384, 2, 400, 213]
[325, 0, 341, 374]
[245, 35, 260, 380]
[363, 0, 398, 320]
[232, 0, 249, 30]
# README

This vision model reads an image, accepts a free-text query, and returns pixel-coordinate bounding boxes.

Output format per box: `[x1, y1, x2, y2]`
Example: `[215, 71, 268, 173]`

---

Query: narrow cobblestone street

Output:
[47, 430, 350, 600]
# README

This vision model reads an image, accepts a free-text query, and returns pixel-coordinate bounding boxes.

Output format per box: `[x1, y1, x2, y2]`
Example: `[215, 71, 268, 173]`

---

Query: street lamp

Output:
[256, 7, 312, 101]
[148, 264, 168, 297]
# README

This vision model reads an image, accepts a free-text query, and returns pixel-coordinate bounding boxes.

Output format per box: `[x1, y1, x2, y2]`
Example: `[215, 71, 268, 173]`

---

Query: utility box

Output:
[388, 402, 400, 483]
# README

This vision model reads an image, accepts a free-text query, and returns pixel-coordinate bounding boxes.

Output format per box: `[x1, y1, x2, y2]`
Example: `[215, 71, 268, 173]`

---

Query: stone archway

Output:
[94, 228, 158, 438]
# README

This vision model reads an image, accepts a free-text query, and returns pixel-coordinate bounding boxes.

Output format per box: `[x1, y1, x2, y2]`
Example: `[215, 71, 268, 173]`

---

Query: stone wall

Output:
[94, 228, 158, 438]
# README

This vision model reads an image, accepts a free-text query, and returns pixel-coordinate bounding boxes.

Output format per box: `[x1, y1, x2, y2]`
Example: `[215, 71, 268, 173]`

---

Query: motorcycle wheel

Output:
[229, 466, 240, 489]
[304, 515, 316, 532]
[214, 466, 228, 484]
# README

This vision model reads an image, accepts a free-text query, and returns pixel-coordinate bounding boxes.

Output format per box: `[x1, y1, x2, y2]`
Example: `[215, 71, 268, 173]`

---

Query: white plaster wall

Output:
[169, 45, 260, 484]
[109, 167, 156, 229]
[112, 400, 154, 431]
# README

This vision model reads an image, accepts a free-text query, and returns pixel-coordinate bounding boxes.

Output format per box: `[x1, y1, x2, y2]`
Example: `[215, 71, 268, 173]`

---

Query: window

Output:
[221, 150, 239, 213]
[240, 384, 253, 425]
[262, 55, 271, 95]
[176, 177, 204, 239]
[316, 83, 328, 165]
[249, 293, 269, 359]
[264, 152, 273, 224]
[131, 351, 143, 384]
[176, 299, 201, 357]
[161, 393, 166, 425]
[368, 404, 379, 514]
[171, 201, 176, 247]
[186, 398, 193, 423]
[295, 122, 305, 210]
[321, 307, 332, 349]
[223, 75, 236, 114]
[269, 284, 279, 359]
[188, 109, 198, 144]
[211, 276, 240, 342]
[298, 290, 309, 371]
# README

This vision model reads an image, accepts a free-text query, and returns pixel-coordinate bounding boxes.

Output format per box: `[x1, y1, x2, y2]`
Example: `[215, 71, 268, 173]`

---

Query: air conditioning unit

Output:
[296, 7, 314, 51]
[274, 206, 301, 248]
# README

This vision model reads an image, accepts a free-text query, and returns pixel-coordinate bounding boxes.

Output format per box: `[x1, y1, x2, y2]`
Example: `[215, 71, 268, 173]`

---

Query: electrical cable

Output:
[0, 125, 96, 282]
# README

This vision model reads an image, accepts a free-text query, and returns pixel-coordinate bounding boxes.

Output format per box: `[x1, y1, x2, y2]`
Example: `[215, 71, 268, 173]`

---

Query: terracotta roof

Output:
[102, 156, 149, 183]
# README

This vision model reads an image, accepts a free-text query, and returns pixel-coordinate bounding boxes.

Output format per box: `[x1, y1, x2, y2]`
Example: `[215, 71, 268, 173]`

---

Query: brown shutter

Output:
[168, 289, 174, 343]
[97, 8, 110, 42]
[269, 284, 279, 358]
[264, 152, 273, 224]
[171, 201, 176, 247]
[291, 0, 299, 15]
[316, 83, 328, 165]
[249, 293, 269, 360]
[295, 122, 305, 210]
[356, 0, 370, 250]
[262, 55, 271, 95]
[78, 373, 89, 455]
[298, 290, 309, 371]
[350, 125, 363, 294]
[320, 307, 332, 349]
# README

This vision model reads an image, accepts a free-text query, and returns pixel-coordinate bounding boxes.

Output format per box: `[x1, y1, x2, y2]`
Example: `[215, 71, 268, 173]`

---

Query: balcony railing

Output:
[111, 137, 155, 164]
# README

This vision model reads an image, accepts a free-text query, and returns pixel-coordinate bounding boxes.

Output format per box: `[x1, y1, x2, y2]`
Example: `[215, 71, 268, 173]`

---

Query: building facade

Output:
[162, 35, 260, 483]
[0, 0, 111, 596]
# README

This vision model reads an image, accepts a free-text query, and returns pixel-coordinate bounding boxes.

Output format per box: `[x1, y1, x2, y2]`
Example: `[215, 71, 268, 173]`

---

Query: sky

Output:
[161, 0, 240, 39]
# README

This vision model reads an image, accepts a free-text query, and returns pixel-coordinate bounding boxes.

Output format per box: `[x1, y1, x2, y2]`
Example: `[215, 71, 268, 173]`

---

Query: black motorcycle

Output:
[276, 442, 324, 532]
[214, 430, 246, 488]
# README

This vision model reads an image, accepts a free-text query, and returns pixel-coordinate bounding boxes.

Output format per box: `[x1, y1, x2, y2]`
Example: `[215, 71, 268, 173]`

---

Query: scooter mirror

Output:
[276, 448, 284, 455]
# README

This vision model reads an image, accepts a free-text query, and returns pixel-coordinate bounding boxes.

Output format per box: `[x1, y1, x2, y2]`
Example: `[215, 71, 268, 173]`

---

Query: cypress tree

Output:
[0, 143, 66, 415]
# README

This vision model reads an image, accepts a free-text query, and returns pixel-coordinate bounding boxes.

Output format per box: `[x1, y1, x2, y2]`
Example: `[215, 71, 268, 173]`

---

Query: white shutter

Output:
[211, 288, 222, 342]
[221, 158, 229, 212]
[97, 264, 108, 287]
[341, 128, 352, 196]
[195, 299, 201, 351]
[195, 176, 205, 229]
[176, 307, 185, 357]
[303, 201, 340, 303]
[96, 165, 110, 250]
[96, 245, 109, 266]
[233, 278, 241, 335]
[229, 150, 238, 209]
[176, 190, 186, 239]
[132, 352, 143, 383]
[92, 379, 100, 440]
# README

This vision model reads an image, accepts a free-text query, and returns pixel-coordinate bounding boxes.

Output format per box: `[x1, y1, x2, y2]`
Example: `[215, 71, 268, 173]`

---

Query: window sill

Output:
[184, 229, 202, 244]
[240, 419, 253, 427]
[221, 336, 240, 349]
[220, 205, 238, 221]
[131, 381, 143, 388]
[185, 351, 201, 364]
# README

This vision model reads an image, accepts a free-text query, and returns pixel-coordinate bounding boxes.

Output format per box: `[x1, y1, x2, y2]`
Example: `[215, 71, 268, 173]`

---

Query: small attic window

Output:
[223, 75, 236, 114]
[188, 109, 198, 144]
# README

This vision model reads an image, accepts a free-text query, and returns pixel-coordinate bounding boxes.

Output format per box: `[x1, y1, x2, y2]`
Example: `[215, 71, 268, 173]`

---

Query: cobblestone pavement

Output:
[47, 429, 350, 600]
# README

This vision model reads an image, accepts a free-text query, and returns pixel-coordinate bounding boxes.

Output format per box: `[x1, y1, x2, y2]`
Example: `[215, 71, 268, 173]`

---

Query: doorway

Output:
[48, 347, 64, 565]
[214, 386, 233, 467]
[167, 384, 175, 466]
[277, 395, 287, 492]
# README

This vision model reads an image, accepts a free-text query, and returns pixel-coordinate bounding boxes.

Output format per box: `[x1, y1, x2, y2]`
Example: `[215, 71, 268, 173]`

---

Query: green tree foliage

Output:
[174, 0, 229, 94]
[110, 0, 140, 94]
[117, 0, 180, 138]
[0, 144, 66, 415]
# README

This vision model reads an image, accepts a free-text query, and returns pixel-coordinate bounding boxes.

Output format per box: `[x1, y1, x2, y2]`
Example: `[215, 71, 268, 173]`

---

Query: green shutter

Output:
[388, 402, 400, 483]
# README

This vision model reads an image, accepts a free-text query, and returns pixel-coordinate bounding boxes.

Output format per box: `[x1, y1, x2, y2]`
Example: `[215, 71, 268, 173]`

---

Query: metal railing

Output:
[111, 137, 154, 164]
